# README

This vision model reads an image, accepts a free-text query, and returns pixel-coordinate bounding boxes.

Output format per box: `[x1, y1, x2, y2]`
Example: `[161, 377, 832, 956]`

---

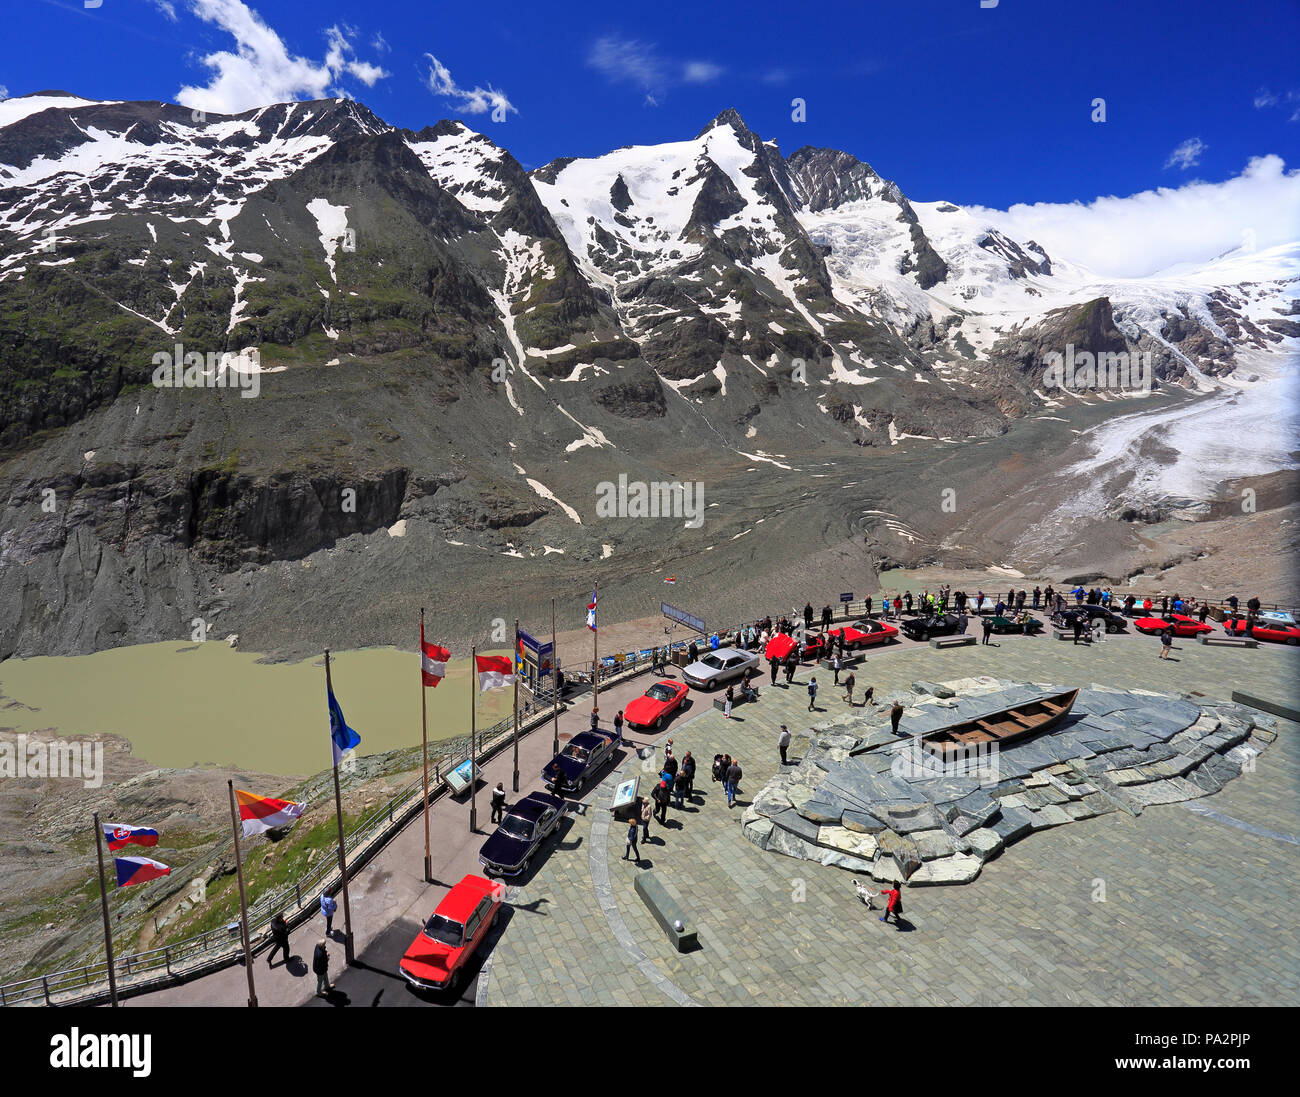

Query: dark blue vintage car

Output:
[541, 729, 620, 795]
[478, 792, 567, 877]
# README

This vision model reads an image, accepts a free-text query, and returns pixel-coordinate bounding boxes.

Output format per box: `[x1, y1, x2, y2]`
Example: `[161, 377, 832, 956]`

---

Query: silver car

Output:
[682, 647, 760, 690]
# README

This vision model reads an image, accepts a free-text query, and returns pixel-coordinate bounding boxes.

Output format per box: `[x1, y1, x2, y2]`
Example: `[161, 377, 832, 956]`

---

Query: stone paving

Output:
[482, 634, 1300, 1006]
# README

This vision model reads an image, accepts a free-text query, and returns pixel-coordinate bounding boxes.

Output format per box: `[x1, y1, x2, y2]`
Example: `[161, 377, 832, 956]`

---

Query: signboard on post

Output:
[662, 602, 707, 635]
[840, 592, 854, 604]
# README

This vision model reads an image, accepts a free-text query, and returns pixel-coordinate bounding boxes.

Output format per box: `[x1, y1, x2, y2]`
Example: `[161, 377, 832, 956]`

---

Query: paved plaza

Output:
[482, 635, 1300, 1007]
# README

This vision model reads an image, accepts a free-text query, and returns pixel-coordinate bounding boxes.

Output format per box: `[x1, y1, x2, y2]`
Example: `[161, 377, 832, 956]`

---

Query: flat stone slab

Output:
[966, 828, 1005, 861]
[907, 853, 983, 886]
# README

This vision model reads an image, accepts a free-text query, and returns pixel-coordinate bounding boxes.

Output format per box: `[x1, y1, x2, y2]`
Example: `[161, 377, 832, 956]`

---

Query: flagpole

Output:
[551, 597, 560, 755]
[226, 781, 259, 1007]
[420, 608, 431, 883]
[512, 618, 520, 793]
[592, 580, 600, 717]
[470, 644, 478, 833]
[91, 812, 119, 1007]
[324, 649, 356, 965]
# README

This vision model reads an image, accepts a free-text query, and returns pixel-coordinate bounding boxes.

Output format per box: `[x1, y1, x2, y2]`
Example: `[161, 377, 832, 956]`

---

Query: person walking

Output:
[769, 657, 779, 686]
[653, 779, 670, 824]
[1072, 615, 1083, 645]
[680, 752, 695, 801]
[778, 725, 791, 766]
[724, 684, 734, 720]
[639, 795, 653, 842]
[320, 892, 337, 937]
[807, 676, 818, 712]
[624, 817, 640, 862]
[831, 652, 841, 685]
[843, 671, 856, 705]
[725, 757, 743, 808]
[863, 684, 875, 706]
[1159, 627, 1173, 660]
[613, 710, 625, 740]
[312, 939, 332, 997]
[878, 885, 902, 926]
[890, 700, 904, 735]
[490, 781, 507, 824]
[268, 912, 291, 967]
[784, 656, 796, 685]
[981, 616, 994, 645]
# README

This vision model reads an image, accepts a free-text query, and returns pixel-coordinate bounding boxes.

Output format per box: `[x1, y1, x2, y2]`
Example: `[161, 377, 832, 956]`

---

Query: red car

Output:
[623, 679, 690, 729]
[797, 633, 829, 660]
[827, 620, 899, 649]
[1133, 614, 1213, 638]
[399, 874, 502, 993]
[1223, 619, 1300, 645]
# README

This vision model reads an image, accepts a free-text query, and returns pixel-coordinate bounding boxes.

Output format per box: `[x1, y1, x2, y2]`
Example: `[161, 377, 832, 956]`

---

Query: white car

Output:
[682, 647, 761, 690]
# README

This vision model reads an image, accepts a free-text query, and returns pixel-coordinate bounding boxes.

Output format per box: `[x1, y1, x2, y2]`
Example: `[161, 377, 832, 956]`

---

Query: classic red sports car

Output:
[799, 633, 830, 660]
[827, 620, 899, 649]
[399, 874, 502, 993]
[1223, 618, 1300, 645]
[623, 679, 690, 729]
[1133, 614, 1213, 638]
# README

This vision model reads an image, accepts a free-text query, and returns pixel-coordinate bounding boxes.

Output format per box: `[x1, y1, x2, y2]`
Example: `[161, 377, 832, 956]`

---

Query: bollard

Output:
[43, 976, 51, 1005]
[164, 947, 171, 974]
[388, 800, 394, 823]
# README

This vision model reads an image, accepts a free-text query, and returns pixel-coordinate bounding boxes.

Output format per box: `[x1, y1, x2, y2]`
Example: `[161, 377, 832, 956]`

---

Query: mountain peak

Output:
[696, 108, 752, 139]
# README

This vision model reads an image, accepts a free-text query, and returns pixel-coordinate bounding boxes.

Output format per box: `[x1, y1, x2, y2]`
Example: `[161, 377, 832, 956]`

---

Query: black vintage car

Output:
[478, 792, 567, 877]
[899, 613, 964, 642]
[541, 729, 620, 794]
[1051, 605, 1129, 634]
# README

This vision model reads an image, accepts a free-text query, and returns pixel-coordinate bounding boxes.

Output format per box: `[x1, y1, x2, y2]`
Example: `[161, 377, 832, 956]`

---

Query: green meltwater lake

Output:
[0, 642, 517, 775]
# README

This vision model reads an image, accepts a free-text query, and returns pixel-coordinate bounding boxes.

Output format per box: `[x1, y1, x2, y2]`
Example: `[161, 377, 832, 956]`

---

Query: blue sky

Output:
[5, 0, 1299, 272]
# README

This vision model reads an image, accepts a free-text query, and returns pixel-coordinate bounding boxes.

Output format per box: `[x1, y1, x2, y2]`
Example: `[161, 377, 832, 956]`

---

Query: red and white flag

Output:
[476, 654, 515, 692]
[420, 620, 449, 687]
[586, 587, 597, 631]
[237, 789, 306, 837]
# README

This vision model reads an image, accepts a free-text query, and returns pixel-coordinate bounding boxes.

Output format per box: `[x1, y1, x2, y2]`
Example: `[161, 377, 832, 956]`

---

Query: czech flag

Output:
[586, 588, 597, 631]
[476, 654, 515, 692]
[102, 822, 158, 852]
[328, 686, 362, 766]
[420, 620, 449, 687]
[237, 789, 306, 837]
[115, 856, 171, 888]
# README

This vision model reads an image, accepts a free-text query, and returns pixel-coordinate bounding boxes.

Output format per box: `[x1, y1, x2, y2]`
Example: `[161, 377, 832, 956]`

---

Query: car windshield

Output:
[500, 815, 533, 840]
[562, 744, 589, 763]
[700, 655, 725, 670]
[423, 914, 464, 947]
[646, 684, 675, 701]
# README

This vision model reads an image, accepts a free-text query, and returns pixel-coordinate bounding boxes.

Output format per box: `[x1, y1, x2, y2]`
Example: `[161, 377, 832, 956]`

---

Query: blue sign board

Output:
[446, 758, 477, 794]
[840, 592, 854, 603]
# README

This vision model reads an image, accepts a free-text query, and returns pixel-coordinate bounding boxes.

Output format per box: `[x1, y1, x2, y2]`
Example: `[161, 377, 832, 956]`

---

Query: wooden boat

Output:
[921, 688, 1078, 759]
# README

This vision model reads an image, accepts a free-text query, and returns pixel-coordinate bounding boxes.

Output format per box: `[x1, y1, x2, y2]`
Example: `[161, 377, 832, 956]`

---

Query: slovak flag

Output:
[237, 789, 306, 837]
[420, 620, 449, 687]
[586, 588, 597, 631]
[476, 654, 515, 692]
[115, 856, 171, 888]
[102, 822, 158, 852]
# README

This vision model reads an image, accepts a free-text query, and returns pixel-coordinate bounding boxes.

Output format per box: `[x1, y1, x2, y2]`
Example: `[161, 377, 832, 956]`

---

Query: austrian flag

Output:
[420, 620, 449, 687]
[476, 654, 515, 692]
[237, 789, 306, 837]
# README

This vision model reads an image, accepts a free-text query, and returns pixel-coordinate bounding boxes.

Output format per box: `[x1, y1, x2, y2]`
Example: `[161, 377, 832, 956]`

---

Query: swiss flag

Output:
[420, 620, 449, 687]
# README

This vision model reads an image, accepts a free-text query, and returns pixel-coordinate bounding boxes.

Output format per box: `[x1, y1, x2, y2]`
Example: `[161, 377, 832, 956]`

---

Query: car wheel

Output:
[446, 967, 462, 992]
[522, 857, 532, 874]
[654, 715, 664, 729]
[1287, 638, 1297, 646]
[919, 631, 929, 642]
[1106, 624, 1118, 634]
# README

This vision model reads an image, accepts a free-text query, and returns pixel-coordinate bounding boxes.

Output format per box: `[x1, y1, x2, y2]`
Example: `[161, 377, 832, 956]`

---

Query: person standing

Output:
[1198, 602, 1209, 624]
[589, 710, 600, 733]
[653, 779, 670, 824]
[1072, 615, 1083, 645]
[639, 795, 653, 842]
[878, 885, 902, 926]
[769, 657, 779, 686]
[725, 757, 743, 808]
[613, 710, 625, 740]
[624, 817, 640, 862]
[981, 616, 994, 645]
[831, 652, 841, 685]
[1032, 586, 1041, 609]
[958, 612, 968, 635]
[320, 892, 337, 937]
[312, 939, 332, 997]
[807, 676, 818, 712]
[890, 700, 904, 735]
[843, 671, 856, 705]
[680, 752, 695, 801]
[804, 603, 814, 630]
[778, 725, 791, 765]
[268, 912, 291, 967]
[865, 595, 873, 617]
[724, 684, 734, 720]
[1159, 627, 1173, 660]
[904, 591, 913, 614]
[785, 656, 796, 685]
[863, 685, 875, 706]
[490, 781, 507, 824]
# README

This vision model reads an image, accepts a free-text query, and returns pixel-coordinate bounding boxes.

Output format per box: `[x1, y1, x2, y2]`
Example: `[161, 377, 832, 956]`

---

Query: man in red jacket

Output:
[878, 885, 902, 925]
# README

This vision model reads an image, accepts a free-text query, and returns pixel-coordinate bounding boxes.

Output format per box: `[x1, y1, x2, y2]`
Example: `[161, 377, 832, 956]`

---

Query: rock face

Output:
[741, 679, 1274, 886]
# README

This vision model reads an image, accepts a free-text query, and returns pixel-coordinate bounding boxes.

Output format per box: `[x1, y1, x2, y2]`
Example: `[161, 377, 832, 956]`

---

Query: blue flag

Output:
[328, 686, 361, 766]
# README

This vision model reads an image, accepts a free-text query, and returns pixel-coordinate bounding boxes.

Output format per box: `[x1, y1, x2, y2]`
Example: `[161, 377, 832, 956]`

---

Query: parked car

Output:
[898, 614, 963, 642]
[1224, 618, 1300, 645]
[399, 874, 502, 993]
[1133, 614, 1213, 638]
[541, 729, 620, 794]
[988, 613, 1045, 635]
[682, 646, 760, 690]
[827, 620, 900, 649]
[478, 792, 567, 877]
[623, 680, 690, 729]
[799, 632, 830, 660]
[1052, 606, 1129, 634]
[1258, 610, 1298, 629]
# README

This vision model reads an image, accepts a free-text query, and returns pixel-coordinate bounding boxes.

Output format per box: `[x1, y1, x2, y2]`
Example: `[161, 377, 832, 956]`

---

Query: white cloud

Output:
[968, 155, 1300, 279]
[423, 53, 516, 117]
[0, 86, 8, 101]
[588, 35, 667, 90]
[371, 32, 390, 54]
[1164, 137, 1207, 171]
[175, 1, 389, 115]
[683, 60, 723, 84]
[1254, 89, 1279, 109]
[150, 0, 178, 20]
